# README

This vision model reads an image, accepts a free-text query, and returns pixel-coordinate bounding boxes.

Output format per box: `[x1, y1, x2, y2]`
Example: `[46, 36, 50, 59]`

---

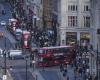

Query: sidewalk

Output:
[0, 67, 3, 80]
[59, 65, 83, 80]
[0, 68, 13, 80]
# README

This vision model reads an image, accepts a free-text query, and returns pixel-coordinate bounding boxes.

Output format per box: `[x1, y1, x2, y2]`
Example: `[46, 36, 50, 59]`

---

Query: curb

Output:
[7, 70, 13, 80]
[0, 68, 13, 80]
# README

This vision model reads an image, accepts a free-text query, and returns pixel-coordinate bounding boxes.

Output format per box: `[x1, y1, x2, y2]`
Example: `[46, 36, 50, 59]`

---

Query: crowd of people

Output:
[58, 44, 95, 80]
[59, 62, 93, 80]
[31, 28, 56, 47]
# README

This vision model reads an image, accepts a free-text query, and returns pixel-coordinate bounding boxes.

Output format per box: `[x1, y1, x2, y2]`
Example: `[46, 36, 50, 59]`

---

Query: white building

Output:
[59, 0, 93, 47]
[91, 0, 100, 51]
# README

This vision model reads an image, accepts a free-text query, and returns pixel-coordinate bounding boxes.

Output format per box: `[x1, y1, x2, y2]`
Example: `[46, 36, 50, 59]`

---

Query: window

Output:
[68, 16, 77, 27]
[68, 5, 77, 11]
[84, 16, 90, 27]
[84, 5, 89, 11]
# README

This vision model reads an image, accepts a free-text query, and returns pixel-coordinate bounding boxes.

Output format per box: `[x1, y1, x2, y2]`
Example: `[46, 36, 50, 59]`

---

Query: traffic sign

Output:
[3, 75, 7, 80]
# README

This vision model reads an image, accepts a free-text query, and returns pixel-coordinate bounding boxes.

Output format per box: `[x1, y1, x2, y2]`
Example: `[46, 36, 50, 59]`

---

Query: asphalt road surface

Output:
[9, 69, 34, 80]
[40, 70, 61, 80]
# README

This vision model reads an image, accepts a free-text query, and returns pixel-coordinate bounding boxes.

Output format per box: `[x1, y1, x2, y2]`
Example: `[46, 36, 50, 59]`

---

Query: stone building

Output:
[91, 0, 100, 51]
[59, 0, 92, 46]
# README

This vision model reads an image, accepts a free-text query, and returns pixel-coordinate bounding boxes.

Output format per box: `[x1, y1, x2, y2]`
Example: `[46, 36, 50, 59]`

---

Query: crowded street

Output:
[0, 0, 100, 80]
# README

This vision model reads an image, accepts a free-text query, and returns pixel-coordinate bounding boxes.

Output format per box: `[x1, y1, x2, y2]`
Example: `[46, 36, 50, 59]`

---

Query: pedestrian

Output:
[79, 68, 82, 76]
[30, 62, 32, 67]
[64, 68, 67, 73]
[88, 75, 92, 80]
[60, 64, 64, 72]
[2, 10, 5, 15]
[10, 66, 13, 70]
[62, 71, 66, 77]
[67, 76, 69, 80]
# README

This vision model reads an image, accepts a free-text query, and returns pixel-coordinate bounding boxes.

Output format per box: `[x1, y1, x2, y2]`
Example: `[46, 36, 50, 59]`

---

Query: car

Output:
[0, 21, 6, 26]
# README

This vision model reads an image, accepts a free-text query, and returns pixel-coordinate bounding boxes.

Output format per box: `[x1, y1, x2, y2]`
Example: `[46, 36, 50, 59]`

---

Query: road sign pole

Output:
[26, 59, 28, 80]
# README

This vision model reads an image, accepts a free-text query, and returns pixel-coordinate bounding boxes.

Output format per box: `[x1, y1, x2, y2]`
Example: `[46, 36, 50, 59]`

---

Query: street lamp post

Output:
[4, 50, 6, 76]
[2, 23, 7, 80]
[96, 44, 99, 80]
[25, 56, 28, 80]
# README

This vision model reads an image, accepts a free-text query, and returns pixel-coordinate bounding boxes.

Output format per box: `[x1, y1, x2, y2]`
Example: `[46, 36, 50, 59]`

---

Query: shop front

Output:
[66, 32, 77, 45]
[80, 32, 90, 46]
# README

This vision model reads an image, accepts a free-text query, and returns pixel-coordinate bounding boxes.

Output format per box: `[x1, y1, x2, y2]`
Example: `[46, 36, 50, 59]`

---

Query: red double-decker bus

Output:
[21, 31, 31, 49]
[34, 46, 76, 67]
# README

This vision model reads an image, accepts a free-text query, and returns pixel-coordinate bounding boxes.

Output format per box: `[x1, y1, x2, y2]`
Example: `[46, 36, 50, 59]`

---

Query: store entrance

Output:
[80, 32, 90, 46]
[66, 32, 77, 45]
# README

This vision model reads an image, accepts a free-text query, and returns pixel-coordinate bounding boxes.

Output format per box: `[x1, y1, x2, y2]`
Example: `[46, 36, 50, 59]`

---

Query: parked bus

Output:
[32, 46, 77, 67]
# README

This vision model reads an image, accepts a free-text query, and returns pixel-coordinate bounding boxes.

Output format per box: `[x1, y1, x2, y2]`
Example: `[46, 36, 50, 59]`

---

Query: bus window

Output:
[43, 58, 52, 62]
[39, 50, 43, 54]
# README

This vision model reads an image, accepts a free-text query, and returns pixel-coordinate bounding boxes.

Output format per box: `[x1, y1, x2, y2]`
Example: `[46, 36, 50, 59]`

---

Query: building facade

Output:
[59, 0, 93, 46]
[42, 0, 52, 29]
[91, 0, 100, 79]
[91, 0, 100, 51]
[24, 0, 43, 29]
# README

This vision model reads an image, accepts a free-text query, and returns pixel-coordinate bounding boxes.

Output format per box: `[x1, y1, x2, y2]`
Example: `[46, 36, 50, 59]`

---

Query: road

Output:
[39, 69, 61, 80]
[0, 1, 85, 80]
[0, 2, 72, 80]
[0, 2, 36, 80]
[10, 69, 34, 80]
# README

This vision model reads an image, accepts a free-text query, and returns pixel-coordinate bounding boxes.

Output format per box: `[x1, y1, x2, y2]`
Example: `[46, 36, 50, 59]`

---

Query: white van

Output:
[8, 50, 24, 60]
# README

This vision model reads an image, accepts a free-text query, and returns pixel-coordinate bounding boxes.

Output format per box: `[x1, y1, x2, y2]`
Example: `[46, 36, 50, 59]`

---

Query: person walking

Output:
[67, 76, 69, 80]
[60, 64, 64, 72]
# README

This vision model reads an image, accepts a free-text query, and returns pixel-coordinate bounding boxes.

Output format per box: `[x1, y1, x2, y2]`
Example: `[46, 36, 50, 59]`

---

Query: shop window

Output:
[66, 32, 77, 45]
[80, 32, 90, 45]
